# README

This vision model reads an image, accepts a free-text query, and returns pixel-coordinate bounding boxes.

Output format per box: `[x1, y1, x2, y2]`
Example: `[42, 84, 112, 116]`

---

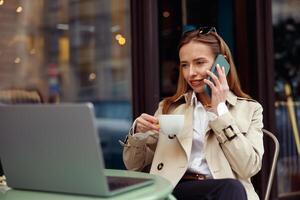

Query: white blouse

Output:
[187, 92, 228, 177]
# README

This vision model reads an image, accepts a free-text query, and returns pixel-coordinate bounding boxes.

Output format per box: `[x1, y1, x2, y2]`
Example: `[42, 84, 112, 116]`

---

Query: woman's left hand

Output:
[203, 64, 229, 114]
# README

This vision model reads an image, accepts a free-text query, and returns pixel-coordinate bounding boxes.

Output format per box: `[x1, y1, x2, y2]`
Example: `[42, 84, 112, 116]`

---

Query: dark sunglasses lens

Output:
[182, 26, 217, 36]
[198, 27, 216, 34]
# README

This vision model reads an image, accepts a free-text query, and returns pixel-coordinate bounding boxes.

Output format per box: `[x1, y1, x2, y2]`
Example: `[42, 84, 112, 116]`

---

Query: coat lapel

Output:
[176, 104, 193, 162]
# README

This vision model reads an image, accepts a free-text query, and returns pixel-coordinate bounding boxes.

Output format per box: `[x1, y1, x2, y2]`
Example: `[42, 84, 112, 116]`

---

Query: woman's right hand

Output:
[135, 113, 160, 134]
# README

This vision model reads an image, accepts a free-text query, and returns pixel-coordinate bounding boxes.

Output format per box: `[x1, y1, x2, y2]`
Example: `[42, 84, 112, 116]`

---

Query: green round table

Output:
[0, 169, 176, 200]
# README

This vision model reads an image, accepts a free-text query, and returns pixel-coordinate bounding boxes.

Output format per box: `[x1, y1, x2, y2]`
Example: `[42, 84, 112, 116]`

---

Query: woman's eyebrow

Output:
[193, 57, 207, 62]
[179, 60, 188, 64]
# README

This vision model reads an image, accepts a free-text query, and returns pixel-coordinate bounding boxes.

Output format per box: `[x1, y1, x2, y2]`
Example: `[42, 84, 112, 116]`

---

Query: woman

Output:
[122, 26, 264, 200]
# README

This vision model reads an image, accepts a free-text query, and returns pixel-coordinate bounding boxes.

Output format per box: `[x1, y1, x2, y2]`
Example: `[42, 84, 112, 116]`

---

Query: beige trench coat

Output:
[122, 91, 264, 200]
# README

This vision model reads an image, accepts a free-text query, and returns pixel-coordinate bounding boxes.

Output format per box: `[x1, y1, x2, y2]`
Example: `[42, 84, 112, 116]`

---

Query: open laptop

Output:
[0, 103, 153, 196]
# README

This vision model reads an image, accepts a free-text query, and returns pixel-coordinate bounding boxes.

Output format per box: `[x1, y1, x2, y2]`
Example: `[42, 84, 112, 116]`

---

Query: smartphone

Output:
[204, 54, 230, 96]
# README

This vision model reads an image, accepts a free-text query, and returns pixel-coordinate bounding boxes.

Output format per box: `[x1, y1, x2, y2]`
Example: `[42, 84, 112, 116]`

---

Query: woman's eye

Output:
[180, 63, 188, 68]
[195, 61, 204, 66]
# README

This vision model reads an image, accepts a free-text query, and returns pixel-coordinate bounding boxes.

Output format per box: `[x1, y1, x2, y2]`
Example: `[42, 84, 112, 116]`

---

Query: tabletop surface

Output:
[0, 169, 175, 200]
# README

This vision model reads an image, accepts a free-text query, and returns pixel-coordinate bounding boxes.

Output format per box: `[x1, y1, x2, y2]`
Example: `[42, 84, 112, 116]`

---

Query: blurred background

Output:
[0, 0, 299, 199]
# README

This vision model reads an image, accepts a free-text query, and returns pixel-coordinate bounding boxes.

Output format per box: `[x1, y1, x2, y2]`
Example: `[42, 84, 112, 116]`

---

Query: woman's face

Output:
[179, 41, 215, 93]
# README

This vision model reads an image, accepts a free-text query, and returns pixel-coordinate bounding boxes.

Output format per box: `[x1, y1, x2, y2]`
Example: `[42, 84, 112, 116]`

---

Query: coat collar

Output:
[174, 90, 193, 105]
[226, 91, 237, 106]
[174, 90, 238, 106]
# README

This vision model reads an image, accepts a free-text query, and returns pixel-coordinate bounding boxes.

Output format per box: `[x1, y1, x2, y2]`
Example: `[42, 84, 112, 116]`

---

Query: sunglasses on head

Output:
[182, 25, 217, 36]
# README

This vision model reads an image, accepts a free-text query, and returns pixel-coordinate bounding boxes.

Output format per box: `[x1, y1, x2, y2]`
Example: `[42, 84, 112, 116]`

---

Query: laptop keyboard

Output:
[107, 176, 152, 191]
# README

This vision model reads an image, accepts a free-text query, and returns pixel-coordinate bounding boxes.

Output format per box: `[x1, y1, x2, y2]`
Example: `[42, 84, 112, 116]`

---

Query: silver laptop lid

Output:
[0, 103, 110, 196]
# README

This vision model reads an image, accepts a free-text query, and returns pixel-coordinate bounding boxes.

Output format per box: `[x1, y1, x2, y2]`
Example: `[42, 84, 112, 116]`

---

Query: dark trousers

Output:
[172, 178, 247, 200]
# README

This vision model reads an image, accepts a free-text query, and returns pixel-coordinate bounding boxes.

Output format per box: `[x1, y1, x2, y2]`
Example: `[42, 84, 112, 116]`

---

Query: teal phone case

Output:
[204, 54, 230, 96]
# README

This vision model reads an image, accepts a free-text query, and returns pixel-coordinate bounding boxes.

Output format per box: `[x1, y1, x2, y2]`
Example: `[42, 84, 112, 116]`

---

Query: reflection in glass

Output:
[273, 0, 300, 197]
[0, 0, 132, 169]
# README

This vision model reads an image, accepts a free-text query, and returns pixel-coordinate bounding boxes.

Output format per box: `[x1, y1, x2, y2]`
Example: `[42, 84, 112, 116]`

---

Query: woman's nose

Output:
[189, 65, 206, 76]
[189, 65, 197, 76]
[189, 65, 207, 77]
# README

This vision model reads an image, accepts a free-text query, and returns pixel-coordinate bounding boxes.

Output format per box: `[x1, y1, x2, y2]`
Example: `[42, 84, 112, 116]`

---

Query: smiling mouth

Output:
[189, 79, 204, 87]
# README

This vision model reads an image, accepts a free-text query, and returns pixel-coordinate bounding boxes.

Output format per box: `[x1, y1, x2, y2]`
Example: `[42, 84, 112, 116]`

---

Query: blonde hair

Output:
[162, 30, 250, 114]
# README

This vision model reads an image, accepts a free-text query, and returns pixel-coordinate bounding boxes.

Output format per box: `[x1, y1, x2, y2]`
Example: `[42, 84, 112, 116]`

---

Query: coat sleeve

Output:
[209, 102, 264, 179]
[122, 103, 163, 171]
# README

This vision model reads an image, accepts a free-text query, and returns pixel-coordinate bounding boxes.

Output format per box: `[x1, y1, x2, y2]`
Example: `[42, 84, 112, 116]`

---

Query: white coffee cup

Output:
[158, 114, 184, 136]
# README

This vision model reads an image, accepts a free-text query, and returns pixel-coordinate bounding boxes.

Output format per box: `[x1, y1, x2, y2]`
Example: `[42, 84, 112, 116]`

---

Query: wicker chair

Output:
[0, 89, 43, 104]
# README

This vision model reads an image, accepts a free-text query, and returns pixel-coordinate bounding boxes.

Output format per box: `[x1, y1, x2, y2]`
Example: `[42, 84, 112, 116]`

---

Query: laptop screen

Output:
[0, 103, 153, 196]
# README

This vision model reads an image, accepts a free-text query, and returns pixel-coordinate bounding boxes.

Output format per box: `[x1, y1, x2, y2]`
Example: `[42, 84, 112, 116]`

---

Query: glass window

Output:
[272, 0, 300, 197]
[0, 0, 132, 169]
